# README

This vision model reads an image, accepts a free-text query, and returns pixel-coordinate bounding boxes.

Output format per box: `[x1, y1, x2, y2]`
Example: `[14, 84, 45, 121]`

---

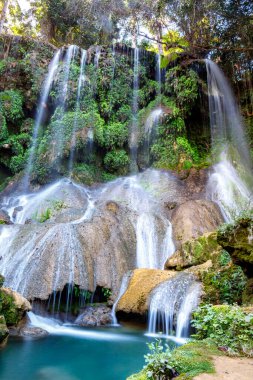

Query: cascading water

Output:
[23, 49, 61, 189]
[68, 49, 87, 175]
[205, 59, 253, 220]
[52, 45, 77, 161]
[111, 273, 131, 325]
[143, 108, 163, 166]
[148, 273, 201, 339]
[129, 47, 140, 172]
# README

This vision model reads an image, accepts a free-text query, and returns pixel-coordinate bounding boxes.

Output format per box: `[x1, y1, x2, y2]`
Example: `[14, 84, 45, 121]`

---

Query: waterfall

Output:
[148, 273, 201, 338]
[111, 273, 131, 325]
[143, 108, 163, 166]
[23, 49, 61, 189]
[68, 49, 87, 175]
[156, 53, 162, 101]
[129, 47, 140, 172]
[52, 45, 77, 162]
[205, 59, 253, 219]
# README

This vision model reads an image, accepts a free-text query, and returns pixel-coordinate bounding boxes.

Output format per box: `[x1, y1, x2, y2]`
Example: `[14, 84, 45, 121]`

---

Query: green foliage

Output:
[152, 136, 199, 170]
[33, 208, 52, 223]
[128, 340, 218, 380]
[192, 304, 253, 356]
[102, 287, 112, 301]
[0, 90, 24, 122]
[144, 340, 175, 379]
[165, 66, 199, 116]
[94, 121, 128, 149]
[0, 113, 8, 140]
[104, 149, 129, 173]
[201, 264, 247, 305]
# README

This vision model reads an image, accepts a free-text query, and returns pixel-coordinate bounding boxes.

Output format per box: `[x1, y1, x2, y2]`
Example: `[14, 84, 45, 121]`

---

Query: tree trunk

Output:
[0, 0, 9, 34]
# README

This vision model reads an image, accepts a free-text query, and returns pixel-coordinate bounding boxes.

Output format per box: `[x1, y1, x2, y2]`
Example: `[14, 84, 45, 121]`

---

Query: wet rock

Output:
[12, 206, 23, 220]
[117, 269, 176, 315]
[171, 200, 224, 249]
[19, 326, 49, 339]
[0, 209, 12, 224]
[0, 315, 9, 343]
[75, 306, 112, 326]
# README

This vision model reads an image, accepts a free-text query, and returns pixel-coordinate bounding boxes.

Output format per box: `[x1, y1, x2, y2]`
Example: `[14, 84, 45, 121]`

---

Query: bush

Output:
[192, 304, 253, 356]
[95, 121, 128, 149]
[0, 113, 8, 140]
[104, 149, 129, 172]
[0, 90, 24, 122]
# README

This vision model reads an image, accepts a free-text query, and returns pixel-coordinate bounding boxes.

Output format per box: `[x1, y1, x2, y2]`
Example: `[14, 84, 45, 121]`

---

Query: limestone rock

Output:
[75, 306, 112, 326]
[171, 200, 224, 249]
[117, 269, 176, 315]
[19, 327, 49, 339]
[184, 260, 213, 279]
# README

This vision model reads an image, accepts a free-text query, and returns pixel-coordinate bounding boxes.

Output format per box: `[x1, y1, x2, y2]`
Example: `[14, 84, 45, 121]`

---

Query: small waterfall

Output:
[143, 108, 163, 166]
[68, 49, 87, 175]
[27, 312, 134, 341]
[111, 273, 131, 325]
[23, 49, 61, 189]
[148, 274, 201, 338]
[129, 47, 140, 172]
[205, 59, 253, 219]
[156, 53, 162, 101]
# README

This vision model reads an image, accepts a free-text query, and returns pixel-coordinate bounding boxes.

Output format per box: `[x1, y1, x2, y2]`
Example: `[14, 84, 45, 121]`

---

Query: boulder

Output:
[117, 269, 176, 315]
[0, 315, 9, 343]
[19, 327, 49, 339]
[75, 306, 112, 326]
[0, 209, 12, 225]
[171, 200, 224, 249]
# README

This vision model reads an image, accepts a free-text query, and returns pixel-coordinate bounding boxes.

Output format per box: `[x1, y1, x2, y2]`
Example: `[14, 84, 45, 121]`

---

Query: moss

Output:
[0, 290, 20, 325]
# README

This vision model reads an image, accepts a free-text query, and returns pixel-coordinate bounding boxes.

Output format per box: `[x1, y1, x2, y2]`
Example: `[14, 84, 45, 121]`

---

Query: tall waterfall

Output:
[148, 274, 201, 338]
[52, 45, 77, 161]
[68, 49, 87, 175]
[129, 47, 140, 172]
[206, 59, 253, 220]
[23, 49, 61, 189]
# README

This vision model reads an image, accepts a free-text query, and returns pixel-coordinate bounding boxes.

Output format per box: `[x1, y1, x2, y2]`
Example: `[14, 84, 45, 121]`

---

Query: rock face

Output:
[117, 269, 176, 315]
[171, 200, 224, 249]
[0, 315, 8, 343]
[75, 306, 112, 326]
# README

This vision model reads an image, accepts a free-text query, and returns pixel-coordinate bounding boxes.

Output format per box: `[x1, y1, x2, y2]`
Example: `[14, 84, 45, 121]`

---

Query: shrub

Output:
[95, 121, 128, 149]
[0, 90, 24, 122]
[192, 304, 253, 356]
[104, 149, 129, 172]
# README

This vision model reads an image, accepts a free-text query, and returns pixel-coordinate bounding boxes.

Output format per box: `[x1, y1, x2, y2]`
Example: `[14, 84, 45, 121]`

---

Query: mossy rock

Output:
[0, 315, 9, 343]
[0, 288, 31, 326]
[217, 213, 253, 267]
[166, 232, 221, 269]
